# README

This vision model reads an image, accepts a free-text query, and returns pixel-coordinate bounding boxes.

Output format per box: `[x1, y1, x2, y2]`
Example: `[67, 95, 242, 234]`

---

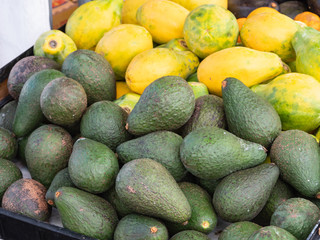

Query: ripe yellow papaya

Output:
[34, 30, 77, 65]
[65, 0, 122, 50]
[136, 0, 189, 44]
[240, 12, 301, 63]
[125, 48, 199, 94]
[251, 73, 320, 132]
[169, 0, 227, 10]
[197, 46, 287, 96]
[121, 0, 150, 24]
[95, 24, 153, 80]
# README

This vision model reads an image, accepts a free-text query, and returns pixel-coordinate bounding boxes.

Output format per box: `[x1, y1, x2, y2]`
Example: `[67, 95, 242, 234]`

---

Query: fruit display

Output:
[3, 0, 320, 239]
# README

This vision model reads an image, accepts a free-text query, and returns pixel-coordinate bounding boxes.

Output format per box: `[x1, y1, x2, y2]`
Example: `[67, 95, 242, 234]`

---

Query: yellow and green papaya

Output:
[65, 0, 122, 50]
[95, 24, 153, 80]
[251, 73, 320, 133]
[136, 0, 189, 44]
[34, 30, 77, 65]
[169, 0, 227, 10]
[125, 48, 199, 94]
[121, 0, 149, 24]
[197, 46, 287, 96]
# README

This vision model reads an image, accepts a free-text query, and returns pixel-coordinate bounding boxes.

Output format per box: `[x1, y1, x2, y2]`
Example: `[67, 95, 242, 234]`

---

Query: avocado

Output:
[165, 182, 217, 235]
[25, 124, 73, 188]
[179, 95, 226, 138]
[180, 126, 267, 180]
[248, 226, 298, 240]
[0, 127, 17, 160]
[101, 186, 134, 218]
[222, 77, 282, 148]
[12, 69, 65, 137]
[45, 168, 76, 207]
[116, 130, 187, 181]
[55, 186, 118, 240]
[170, 230, 210, 240]
[126, 76, 195, 136]
[0, 100, 17, 131]
[0, 158, 22, 202]
[40, 77, 87, 127]
[218, 221, 262, 240]
[80, 100, 132, 151]
[270, 197, 320, 240]
[2, 178, 51, 221]
[270, 129, 320, 197]
[7, 56, 60, 99]
[186, 72, 199, 82]
[196, 178, 221, 196]
[253, 179, 295, 226]
[213, 163, 279, 222]
[61, 49, 116, 105]
[68, 137, 119, 194]
[115, 158, 191, 223]
[114, 214, 169, 240]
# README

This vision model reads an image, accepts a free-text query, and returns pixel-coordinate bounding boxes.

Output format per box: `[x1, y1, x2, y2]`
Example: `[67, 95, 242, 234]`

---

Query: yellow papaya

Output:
[183, 4, 238, 59]
[114, 93, 141, 114]
[121, 0, 150, 24]
[197, 46, 287, 96]
[240, 12, 301, 63]
[136, 0, 189, 44]
[116, 81, 134, 99]
[251, 73, 320, 133]
[169, 0, 227, 10]
[65, 0, 122, 50]
[95, 24, 153, 80]
[126, 48, 199, 94]
[34, 30, 77, 65]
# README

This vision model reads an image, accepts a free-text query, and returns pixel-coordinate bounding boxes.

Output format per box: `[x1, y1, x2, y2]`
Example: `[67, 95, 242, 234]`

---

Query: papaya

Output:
[169, 0, 227, 10]
[183, 4, 239, 59]
[240, 11, 301, 62]
[125, 48, 199, 94]
[157, 38, 190, 52]
[34, 30, 77, 65]
[65, 0, 122, 50]
[95, 24, 153, 80]
[251, 73, 320, 132]
[197, 46, 287, 96]
[121, 0, 149, 24]
[292, 26, 320, 82]
[114, 93, 141, 114]
[136, 0, 189, 44]
[116, 81, 134, 99]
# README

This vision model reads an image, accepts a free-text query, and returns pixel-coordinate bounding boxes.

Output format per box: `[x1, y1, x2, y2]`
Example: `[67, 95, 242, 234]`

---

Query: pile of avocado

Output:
[1, 52, 320, 240]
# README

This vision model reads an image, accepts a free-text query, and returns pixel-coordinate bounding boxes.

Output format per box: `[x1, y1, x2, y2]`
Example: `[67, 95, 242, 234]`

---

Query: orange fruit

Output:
[237, 18, 246, 43]
[294, 11, 320, 31]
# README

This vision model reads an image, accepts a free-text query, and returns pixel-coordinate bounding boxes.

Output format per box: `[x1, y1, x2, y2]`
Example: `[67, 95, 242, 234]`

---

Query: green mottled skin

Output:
[166, 182, 217, 235]
[180, 126, 267, 180]
[196, 178, 220, 196]
[61, 49, 116, 105]
[0, 100, 17, 131]
[180, 95, 226, 138]
[170, 230, 210, 240]
[116, 130, 186, 181]
[115, 158, 191, 223]
[183, 4, 238, 59]
[126, 76, 195, 136]
[213, 163, 279, 222]
[7, 56, 60, 99]
[101, 186, 133, 218]
[0, 158, 22, 202]
[55, 187, 118, 240]
[253, 179, 294, 226]
[114, 214, 169, 240]
[248, 226, 297, 240]
[13, 69, 65, 138]
[2, 178, 51, 221]
[80, 100, 132, 151]
[25, 124, 73, 188]
[68, 138, 119, 194]
[219, 221, 261, 240]
[40, 77, 87, 126]
[293, 27, 320, 82]
[270, 130, 320, 197]
[45, 168, 75, 207]
[0, 127, 17, 160]
[160, 38, 190, 52]
[270, 198, 320, 240]
[222, 77, 282, 148]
